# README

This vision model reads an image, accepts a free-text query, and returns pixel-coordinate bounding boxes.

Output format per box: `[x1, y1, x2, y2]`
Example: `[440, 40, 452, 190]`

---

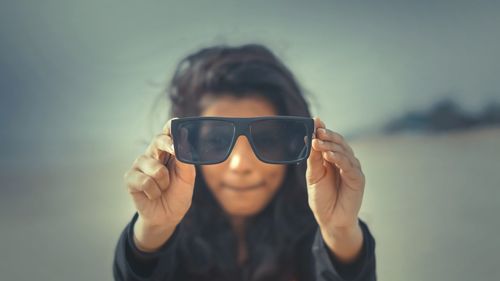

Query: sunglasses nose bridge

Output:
[227, 135, 259, 166]
[233, 121, 252, 141]
[230, 122, 258, 157]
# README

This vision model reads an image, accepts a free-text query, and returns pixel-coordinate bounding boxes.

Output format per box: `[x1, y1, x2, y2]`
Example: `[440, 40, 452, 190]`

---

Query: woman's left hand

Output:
[306, 117, 366, 233]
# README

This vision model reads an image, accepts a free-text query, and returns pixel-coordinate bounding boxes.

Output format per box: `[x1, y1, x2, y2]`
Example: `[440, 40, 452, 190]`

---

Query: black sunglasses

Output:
[171, 116, 314, 165]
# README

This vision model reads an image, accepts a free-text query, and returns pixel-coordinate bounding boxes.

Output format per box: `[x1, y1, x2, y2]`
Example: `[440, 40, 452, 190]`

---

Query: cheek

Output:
[265, 166, 287, 190]
[200, 166, 222, 187]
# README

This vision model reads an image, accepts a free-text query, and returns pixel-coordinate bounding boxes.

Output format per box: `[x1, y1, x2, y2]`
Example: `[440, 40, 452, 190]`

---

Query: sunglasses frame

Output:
[171, 116, 315, 165]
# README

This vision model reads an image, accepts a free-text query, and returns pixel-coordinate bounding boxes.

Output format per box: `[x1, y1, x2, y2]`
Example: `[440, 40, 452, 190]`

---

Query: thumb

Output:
[163, 117, 196, 186]
[306, 117, 326, 186]
[167, 153, 196, 187]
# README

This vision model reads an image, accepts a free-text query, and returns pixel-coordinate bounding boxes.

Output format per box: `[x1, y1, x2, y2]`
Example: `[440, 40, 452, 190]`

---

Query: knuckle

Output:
[156, 134, 171, 151]
[133, 155, 146, 166]
[155, 133, 165, 142]
[331, 132, 343, 141]
[123, 171, 133, 187]
[126, 184, 135, 194]
[152, 166, 168, 180]
[142, 176, 154, 188]
[145, 182, 158, 194]
[123, 170, 134, 186]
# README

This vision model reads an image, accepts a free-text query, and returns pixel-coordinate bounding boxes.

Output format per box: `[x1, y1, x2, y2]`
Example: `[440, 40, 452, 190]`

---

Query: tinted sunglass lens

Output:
[174, 120, 234, 164]
[250, 119, 309, 163]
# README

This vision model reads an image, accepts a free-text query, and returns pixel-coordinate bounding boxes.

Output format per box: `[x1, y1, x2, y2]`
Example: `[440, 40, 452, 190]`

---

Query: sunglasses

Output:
[171, 116, 314, 165]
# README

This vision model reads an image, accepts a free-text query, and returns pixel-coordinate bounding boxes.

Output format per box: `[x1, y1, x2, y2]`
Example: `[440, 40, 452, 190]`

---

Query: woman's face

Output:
[200, 94, 287, 218]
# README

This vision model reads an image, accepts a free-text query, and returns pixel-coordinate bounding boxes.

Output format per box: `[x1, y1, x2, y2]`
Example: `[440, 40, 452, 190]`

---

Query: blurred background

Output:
[1, 0, 499, 280]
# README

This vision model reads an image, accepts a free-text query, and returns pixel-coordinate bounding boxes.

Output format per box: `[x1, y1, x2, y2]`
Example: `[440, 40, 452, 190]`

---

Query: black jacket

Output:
[113, 212, 376, 281]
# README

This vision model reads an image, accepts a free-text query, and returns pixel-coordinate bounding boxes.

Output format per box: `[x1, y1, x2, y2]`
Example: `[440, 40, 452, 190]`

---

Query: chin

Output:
[224, 204, 264, 217]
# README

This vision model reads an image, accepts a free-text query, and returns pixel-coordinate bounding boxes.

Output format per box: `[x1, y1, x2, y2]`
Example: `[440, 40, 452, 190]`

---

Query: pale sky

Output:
[1, 0, 499, 164]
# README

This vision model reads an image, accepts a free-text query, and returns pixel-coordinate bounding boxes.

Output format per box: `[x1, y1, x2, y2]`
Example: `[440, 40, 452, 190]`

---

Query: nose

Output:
[227, 136, 258, 175]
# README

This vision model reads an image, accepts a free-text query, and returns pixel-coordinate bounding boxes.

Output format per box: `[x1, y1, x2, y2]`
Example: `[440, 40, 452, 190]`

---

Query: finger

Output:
[312, 117, 326, 138]
[143, 116, 178, 162]
[161, 119, 197, 185]
[124, 169, 162, 200]
[162, 117, 179, 137]
[132, 155, 170, 192]
[307, 117, 328, 185]
[322, 150, 359, 176]
[316, 127, 355, 156]
[324, 151, 365, 193]
[315, 116, 355, 156]
[312, 138, 347, 155]
[313, 118, 361, 169]
[145, 133, 174, 163]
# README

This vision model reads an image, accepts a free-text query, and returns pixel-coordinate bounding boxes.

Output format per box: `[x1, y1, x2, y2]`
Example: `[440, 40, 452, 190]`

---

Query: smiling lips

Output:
[223, 182, 264, 191]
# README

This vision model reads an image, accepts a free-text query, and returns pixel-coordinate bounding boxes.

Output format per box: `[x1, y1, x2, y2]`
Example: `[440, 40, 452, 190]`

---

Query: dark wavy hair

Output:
[166, 44, 317, 281]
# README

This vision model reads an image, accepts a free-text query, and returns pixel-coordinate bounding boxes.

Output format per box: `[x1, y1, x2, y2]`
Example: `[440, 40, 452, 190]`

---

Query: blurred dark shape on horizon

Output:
[383, 97, 500, 134]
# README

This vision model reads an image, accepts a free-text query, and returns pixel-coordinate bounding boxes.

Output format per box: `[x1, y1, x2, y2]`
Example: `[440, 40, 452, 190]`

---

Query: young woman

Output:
[113, 44, 376, 281]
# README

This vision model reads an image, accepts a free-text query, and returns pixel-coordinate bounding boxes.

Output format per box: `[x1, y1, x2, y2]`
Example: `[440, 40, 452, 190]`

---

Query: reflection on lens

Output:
[250, 119, 308, 162]
[176, 120, 235, 164]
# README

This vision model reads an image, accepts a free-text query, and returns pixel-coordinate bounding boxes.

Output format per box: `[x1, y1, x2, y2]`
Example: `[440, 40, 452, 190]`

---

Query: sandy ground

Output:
[1, 127, 499, 280]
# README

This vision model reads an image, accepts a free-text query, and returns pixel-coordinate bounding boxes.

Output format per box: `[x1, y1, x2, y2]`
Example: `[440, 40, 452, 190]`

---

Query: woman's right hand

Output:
[124, 117, 196, 230]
